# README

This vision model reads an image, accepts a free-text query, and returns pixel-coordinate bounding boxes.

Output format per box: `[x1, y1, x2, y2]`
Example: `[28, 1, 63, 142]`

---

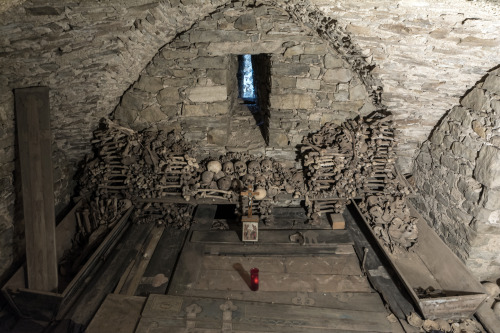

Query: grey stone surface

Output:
[136, 75, 164, 93]
[413, 68, 500, 280]
[475, 145, 500, 188]
[323, 68, 353, 83]
[187, 86, 228, 103]
[234, 14, 257, 31]
[157, 87, 181, 106]
[270, 94, 315, 109]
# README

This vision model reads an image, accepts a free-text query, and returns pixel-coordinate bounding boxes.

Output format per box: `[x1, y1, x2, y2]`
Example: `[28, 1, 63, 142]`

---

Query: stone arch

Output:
[413, 67, 500, 280]
[112, 1, 379, 165]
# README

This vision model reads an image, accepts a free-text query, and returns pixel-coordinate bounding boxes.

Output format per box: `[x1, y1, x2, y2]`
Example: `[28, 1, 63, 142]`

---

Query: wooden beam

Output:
[15, 87, 58, 292]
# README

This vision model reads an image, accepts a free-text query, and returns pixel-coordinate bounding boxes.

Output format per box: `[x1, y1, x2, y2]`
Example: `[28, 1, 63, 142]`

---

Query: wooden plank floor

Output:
[88, 206, 406, 332]
[161, 226, 404, 332]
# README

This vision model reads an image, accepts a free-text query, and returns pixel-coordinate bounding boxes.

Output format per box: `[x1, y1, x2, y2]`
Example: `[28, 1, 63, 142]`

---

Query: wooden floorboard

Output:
[179, 290, 384, 312]
[86, 294, 145, 333]
[201, 254, 362, 275]
[194, 270, 371, 293]
[136, 227, 188, 296]
[136, 295, 404, 333]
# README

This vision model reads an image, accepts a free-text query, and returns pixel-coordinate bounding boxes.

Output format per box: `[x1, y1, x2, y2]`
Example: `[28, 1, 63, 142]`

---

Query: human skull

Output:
[312, 133, 323, 146]
[255, 175, 266, 188]
[241, 174, 255, 189]
[261, 159, 273, 173]
[247, 160, 261, 176]
[267, 185, 279, 198]
[207, 160, 222, 174]
[290, 172, 304, 188]
[231, 179, 243, 192]
[254, 187, 266, 200]
[217, 176, 232, 191]
[234, 160, 247, 177]
[223, 161, 234, 176]
[213, 170, 225, 181]
[201, 171, 214, 185]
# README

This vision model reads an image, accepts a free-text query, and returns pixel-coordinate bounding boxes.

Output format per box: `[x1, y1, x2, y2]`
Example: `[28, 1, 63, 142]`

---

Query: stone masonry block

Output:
[441, 154, 459, 172]
[157, 87, 180, 106]
[430, 130, 444, 146]
[179, 56, 226, 69]
[461, 87, 487, 112]
[349, 85, 367, 101]
[136, 75, 163, 93]
[234, 14, 257, 31]
[272, 63, 310, 76]
[304, 43, 328, 55]
[284, 45, 304, 58]
[207, 128, 228, 146]
[270, 94, 315, 109]
[482, 73, 500, 94]
[451, 141, 476, 162]
[183, 101, 229, 116]
[482, 188, 500, 210]
[273, 76, 297, 89]
[474, 145, 500, 188]
[296, 78, 320, 90]
[187, 86, 227, 103]
[447, 106, 472, 128]
[323, 68, 353, 83]
[140, 105, 166, 123]
[324, 53, 343, 68]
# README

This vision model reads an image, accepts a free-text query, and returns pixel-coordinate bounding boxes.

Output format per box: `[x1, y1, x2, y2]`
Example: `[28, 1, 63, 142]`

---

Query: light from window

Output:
[240, 54, 256, 101]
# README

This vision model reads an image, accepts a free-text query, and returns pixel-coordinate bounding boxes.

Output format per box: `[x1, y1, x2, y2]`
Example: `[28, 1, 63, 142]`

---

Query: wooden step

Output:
[135, 294, 404, 333]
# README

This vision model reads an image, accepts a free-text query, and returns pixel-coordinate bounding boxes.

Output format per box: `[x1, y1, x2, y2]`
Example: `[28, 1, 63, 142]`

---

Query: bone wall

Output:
[413, 68, 500, 281]
[112, 3, 375, 167]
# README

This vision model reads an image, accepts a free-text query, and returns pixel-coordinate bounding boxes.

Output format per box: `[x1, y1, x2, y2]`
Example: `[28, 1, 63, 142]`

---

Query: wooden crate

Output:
[353, 200, 486, 320]
[1, 201, 133, 321]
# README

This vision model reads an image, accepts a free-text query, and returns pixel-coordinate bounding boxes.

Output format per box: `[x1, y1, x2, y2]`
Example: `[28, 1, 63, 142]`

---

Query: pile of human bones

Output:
[67, 112, 414, 272]
[357, 195, 418, 253]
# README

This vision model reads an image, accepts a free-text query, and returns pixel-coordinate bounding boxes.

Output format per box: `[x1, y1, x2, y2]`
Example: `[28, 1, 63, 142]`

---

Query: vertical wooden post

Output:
[15, 87, 58, 292]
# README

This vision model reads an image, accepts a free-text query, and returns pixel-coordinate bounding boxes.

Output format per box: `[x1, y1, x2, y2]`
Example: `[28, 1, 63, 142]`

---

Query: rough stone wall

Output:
[413, 68, 500, 281]
[113, 3, 374, 167]
[313, 0, 500, 173]
[0, 0, 231, 281]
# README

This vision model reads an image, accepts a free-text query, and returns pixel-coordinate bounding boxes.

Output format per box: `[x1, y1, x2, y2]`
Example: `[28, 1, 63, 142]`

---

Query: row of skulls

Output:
[193, 152, 306, 200]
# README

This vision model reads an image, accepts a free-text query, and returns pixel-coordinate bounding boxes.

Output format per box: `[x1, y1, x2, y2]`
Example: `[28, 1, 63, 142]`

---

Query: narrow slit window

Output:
[238, 54, 257, 103]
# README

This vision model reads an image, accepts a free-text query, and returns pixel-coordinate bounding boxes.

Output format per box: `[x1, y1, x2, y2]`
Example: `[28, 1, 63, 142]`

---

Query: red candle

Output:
[250, 268, 259, 291]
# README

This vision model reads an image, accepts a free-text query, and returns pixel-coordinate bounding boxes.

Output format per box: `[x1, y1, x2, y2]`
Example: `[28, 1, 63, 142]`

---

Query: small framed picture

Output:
[242, 221, 258, 242]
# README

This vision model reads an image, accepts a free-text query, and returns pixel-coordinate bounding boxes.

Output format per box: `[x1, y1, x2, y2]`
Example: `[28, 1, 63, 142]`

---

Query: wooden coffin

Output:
[353, 200, 486, 320]
[1, 201, 133, 321]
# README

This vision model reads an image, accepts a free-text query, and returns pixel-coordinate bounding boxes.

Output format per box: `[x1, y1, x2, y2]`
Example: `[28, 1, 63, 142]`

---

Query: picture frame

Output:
[242, 221, 258, 242]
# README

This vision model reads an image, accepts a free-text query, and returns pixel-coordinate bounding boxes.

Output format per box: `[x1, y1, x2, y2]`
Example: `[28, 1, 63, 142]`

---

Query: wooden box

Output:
[1, 201, 133, 321]
[354, 200, 486, 320]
